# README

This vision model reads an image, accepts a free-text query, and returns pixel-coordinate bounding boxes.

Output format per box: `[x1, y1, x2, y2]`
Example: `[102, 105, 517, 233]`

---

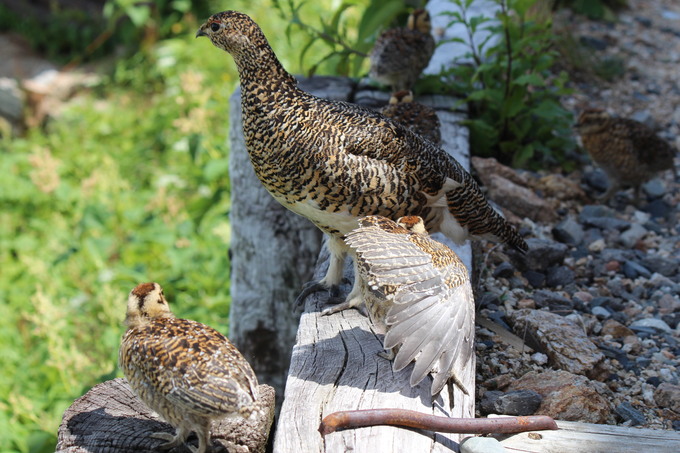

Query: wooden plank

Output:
[274, 93, 475, 453]
[495, 419, 680, 453]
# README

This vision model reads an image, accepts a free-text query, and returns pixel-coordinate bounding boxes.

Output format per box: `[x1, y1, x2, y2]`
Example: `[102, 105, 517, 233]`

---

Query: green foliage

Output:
[0, 3, 106, 61]
[271, 0, 413, 77]
[0, 0, 213, 62]
[560, 0, 628, 21]
[0, 21, 240, 453]
[441, 0, 576, 169]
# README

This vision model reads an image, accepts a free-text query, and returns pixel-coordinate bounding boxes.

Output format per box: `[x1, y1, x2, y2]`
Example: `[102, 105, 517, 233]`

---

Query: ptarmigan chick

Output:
[196, 11, 526, 313]
[369, 9, 435, 92]
[119, 282, 259, 453]
[344, 216, 474, 396]
[575, 109, 677, 202]
[381, 90, 442, 145]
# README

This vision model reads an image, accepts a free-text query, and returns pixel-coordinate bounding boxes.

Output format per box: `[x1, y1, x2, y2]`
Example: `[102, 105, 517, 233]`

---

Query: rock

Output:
[641, 179, 666, 199]
[0, 78, 24, 124]
[641, 255, 679, 277]
[618, 223, 648, 248]
[552, 218, 585, 245]
[658, 294, 680, 315]
[534, 174, 587, 201]
[519, 238, 568, 270]
[583, 216, 631, 231]
[588, 238, 606, 253]
[629, 318, 673, 334]
[523, 270, 545, 288]
[480, 390, 542, 416]
[482, 374, 514, 391]
[509, 370, 613, 423]
[531, 352, 548, 365]
[508, 309, 606, 378]
[485, 174, 556, 223]
[601, 319, 635, 338]
[615, 402, 647, 426]
[580, 35, 609, 51]
[545, 266, 575, 288]
[471, 156, 529, 186]
[583, 169, 609, 192]
[654, 383, 680, 412]
[643, 199, 672, 219]
[493, 262, 515, 279]
[460, 436, 505, 453]
[532, 290, 574, 312]
[591, 306, 611, 320]
[622, 260, 652, 279]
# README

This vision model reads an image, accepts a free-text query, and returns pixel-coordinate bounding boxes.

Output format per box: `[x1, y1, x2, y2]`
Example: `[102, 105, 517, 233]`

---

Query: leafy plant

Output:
[271, 0, 413, 77]
[558, 0, 628, 21]
[441, 0, 576, 169]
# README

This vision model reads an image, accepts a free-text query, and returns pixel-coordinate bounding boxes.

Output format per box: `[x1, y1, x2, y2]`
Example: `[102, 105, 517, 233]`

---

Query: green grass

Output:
[0, 1, 345, 451]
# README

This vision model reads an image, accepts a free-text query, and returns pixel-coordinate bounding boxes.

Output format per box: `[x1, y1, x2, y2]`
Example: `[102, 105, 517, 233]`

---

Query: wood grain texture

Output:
[274, 92, 475, 453]
[495, 419, 680, 453]
[56, 378, 275, 453]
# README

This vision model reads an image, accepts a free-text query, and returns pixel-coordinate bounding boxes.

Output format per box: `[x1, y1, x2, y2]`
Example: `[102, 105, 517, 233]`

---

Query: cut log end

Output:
[56, 378, 275, 453]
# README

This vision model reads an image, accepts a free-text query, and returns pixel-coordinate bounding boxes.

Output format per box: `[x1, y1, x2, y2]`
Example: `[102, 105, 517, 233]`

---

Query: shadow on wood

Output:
[56, 378, 275, 453]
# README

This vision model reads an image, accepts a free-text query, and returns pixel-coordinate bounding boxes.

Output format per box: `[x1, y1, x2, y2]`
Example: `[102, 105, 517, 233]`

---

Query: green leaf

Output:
[512, 73, 544, 86]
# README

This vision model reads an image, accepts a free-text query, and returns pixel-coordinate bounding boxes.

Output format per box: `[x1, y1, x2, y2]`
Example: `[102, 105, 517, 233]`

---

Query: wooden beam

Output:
[274, 92, 475, 453]
[495, 419, 680, 453]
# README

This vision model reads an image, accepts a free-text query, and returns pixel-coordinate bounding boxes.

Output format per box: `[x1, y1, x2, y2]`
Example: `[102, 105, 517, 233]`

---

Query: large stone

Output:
[508, 370, 613, 423]
[518, 238, 569, 270]
[508, 309, 607, 379]
[486, 174, 556, 223]
[654, 383, 680, 412]
[552, 218, 585, 245]
[480, 389, 542, 416]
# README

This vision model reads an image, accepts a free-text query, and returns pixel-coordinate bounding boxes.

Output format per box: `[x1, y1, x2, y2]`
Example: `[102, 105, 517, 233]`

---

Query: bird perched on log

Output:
[196, 11, 527, 310]
[119, 282, 260, 453]
[344, 215, 474, 396]
[574, 108, 678, 203]
[369, 9, 435, 92]
[380, 90, 442, 145]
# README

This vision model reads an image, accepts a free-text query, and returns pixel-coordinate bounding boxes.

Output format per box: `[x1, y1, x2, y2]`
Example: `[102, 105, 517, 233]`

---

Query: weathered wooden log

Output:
[56, 378, 275, 453]
[273, 90, 475, 453]
[495, 419, 680, 453]
[228, 76, 353, 409]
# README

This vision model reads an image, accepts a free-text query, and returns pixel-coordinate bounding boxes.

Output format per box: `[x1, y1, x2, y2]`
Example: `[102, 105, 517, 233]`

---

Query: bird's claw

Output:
[295, 281, 342, 307]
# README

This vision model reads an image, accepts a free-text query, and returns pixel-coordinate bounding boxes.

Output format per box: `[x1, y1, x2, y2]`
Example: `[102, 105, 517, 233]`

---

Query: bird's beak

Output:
[196, 25, 207, 38]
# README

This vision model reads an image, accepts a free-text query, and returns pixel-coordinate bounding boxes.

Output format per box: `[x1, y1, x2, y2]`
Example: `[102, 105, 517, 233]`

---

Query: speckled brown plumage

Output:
[369, 9, 435, 92]
[196, 11, 526, 307]
[344, 216, 473, 396]
[381, 90, 441, 145]
[575, 109, 677, 202]
[119, 282, 259, 453]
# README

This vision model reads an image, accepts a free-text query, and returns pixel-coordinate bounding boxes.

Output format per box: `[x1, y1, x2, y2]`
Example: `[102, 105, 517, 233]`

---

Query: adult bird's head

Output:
[196, 10, 264, 56]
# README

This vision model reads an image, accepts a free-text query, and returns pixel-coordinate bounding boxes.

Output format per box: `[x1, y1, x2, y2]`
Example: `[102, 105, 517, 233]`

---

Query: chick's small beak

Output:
[196, 25, 208, 38]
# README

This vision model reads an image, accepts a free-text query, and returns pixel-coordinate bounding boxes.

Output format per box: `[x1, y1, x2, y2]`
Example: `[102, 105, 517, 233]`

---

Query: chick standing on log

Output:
[381, 90, 442, 145]
[196, 11, 527, 311]
[574, 108, 677, 203]
[343, 216, 473, 396]
[119, 282, 260, 453]
[369, 9, 435, 92]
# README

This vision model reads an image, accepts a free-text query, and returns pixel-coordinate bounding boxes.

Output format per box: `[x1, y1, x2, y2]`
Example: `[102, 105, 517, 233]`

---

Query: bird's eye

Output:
[210, 22, 220, 32]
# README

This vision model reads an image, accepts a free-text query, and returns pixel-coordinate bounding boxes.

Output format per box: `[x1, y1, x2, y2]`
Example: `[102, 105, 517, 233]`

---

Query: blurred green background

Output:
[0, 0, 391, 451]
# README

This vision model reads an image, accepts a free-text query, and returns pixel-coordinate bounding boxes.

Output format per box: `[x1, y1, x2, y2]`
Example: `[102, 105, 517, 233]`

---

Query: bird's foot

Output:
[378, 348, 395, 361]
[295, 281, 340, 307]
[320, 292, 365, 316]
[151, 432, 183, 450]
